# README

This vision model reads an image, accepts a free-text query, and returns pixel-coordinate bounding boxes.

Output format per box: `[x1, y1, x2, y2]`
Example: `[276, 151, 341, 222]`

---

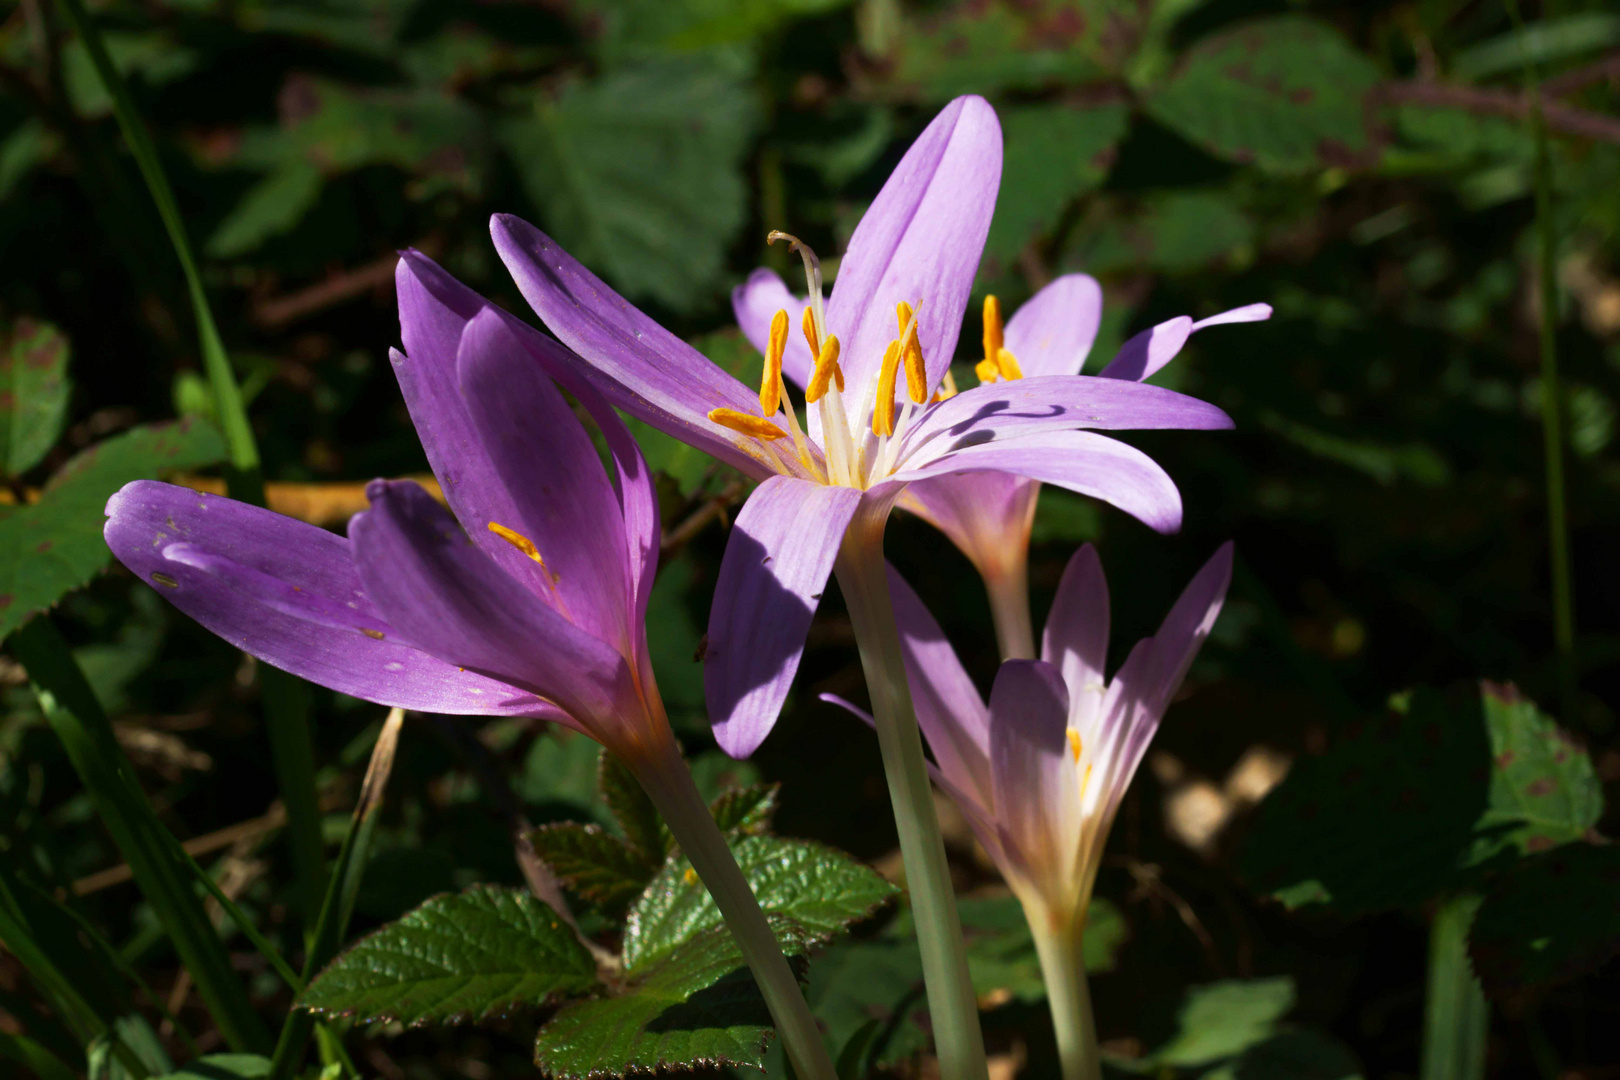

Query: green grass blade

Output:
[0, 1031, 79, 1080]
[10, 616, 272, 1053]
[268, 708, 406, 1080]
[1419, 894, 1488, 1080]
[175, 847, 305, 994]
[261, 668, 327, 928]
[53, 0, 259, 490]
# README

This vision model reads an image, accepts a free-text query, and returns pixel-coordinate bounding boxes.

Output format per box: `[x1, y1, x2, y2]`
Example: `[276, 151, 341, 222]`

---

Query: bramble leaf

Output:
[297, 886, 599, 1026]
[1146, 17, 1381, 174]
[1469, 844, 1620, 997]
[0, 419, 225, 639]
[708, 783, 779, 836]
[1143, 978, 1296, 1069]
[1, 317, 71, 478]
[530, 823, 658, 910]
[984, 102, 1128, 265]
[598, 749, 671, 861]
[627, 836, 898, 969]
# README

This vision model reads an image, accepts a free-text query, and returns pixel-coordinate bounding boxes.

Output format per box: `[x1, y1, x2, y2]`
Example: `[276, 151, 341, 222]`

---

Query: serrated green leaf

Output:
[153, 1054, 272, 1080]
[1466, 682, 1602, 863]
[298, 886, 599, 1026]
[530, 823, 658, 909]
[1146, 17, 1381, 174]
[534, 922, 809, 1079]
[1239, 687, 1490, 914]
[500, 56, 758, 312]
[1469, 844, 1620, 997]
[708, 783, 779, 836]
[0, 419, 225, 639]
[599, 748, 671, 860]
[1, 317, 71, 478]
[984, 102, 1129, 264]
[1144, 977, 1295, 1069]
[627, 836, 898, 970]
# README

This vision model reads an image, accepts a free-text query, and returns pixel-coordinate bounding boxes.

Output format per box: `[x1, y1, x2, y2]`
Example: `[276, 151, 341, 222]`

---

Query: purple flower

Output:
[490, 94, 1235, 758]
[104, 254, 671, 760]
[828, 541, 1233, 925]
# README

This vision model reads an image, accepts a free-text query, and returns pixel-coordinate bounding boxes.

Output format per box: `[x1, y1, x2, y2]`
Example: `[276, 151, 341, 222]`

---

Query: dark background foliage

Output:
[2, 0, 1618, 1077]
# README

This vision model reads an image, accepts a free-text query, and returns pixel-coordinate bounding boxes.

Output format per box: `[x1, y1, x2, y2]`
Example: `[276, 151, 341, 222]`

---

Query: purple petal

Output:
[490, 214, 797, 481]
[732, 268, 814, 389]
[885, 564, 993, 804]
[456, 307, 635, 652]
[1098, 302, 1272, 382]
[349, 480, 637, 731]
[987, 659, 1075, 885]
[899, 471, 1039, 580]
[1004, 274, 1103, 378]
[103, 481, 554, 718]
[1040, 544, 1111, 733]
[890, 429, 1185, 535]
[704, 476, 862, 758]
[896, 374, 1232, 469]
[827, 96, 1001, 425]
[394, 253, 657, 638]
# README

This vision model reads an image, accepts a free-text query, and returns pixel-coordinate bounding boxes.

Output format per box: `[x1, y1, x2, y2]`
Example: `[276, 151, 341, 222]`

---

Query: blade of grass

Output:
[53, 0, 329, 926]
[0, 1031, 79, 1080]
[53, 0, 258, 491]
[1505, 0, 1577, 719]
[9, 616, 272, 1053]
[268, 708, 406, 1080]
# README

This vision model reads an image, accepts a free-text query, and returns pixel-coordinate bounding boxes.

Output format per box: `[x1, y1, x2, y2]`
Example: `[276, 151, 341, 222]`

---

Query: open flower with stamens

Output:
[103, 254, 837, 1080]
[490, 94, 1234, 759]
[825, 541, 1233, 1080]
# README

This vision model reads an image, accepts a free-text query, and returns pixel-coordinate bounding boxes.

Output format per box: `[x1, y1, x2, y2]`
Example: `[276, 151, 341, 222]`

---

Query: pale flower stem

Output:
[836, 520, 989, 1080]
[632, 740, 836, 1080]
[984, 556, 1037, 662]
[1028, 918, 1101, 1080]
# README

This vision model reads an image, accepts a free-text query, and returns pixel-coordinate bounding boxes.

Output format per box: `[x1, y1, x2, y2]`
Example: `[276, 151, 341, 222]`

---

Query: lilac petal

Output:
[889, 429, 1184, 535]
[490, 214, 796, 481]
[884, 564, 993, 804]
[456, 307, 633, 651]
[396, 252, 661, 638]
[896, 374, 1232, 469]
[1004, 274, 1103, 378]
[349, 480, 636, 730]
[1040, 544, 1111, 734]
[104, 481, 554, 718]
[1095, 542, 1234, 816]
[899, 471, 1039, 580]
[1098, 302, 1272, 382]
[987, 659, 1075, 887]
[733, 268, 814, 389]
[704, 476, 862, 758]
[827, 95, 1001, 424]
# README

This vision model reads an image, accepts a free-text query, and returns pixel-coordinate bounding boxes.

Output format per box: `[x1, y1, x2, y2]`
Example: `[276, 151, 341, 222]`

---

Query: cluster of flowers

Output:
[105, 96, 1266, 1080]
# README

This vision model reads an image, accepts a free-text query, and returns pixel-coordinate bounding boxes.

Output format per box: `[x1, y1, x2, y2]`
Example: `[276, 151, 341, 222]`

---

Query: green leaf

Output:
[1, 317, 71, 478]
[1201, 1030, 1365, 1080]
[529, 823, 658, 909]
[1068, 190, 1254, 276]
[577, 0, 852, 51]
[627, 836, 898, 969]
[1469, 844, 1620, 996]
[1143, 977, 1296, 1069]
[499, 56, 759, 313]
[805, 937, 927, 1070]
[599, 748, 672, 861]
[708, 783, 779, 836]
[1452, 13, 1620, 81]
[1467, 682, 1602, 863]
[206, 162, 324, 259]
[1240, 687, 1491, 914]
[983, 102, 1129, 265]
[298, 886, 599, 1026]
[533, 922, 806, 1079]
[1146, 17, 1381, 174]
[153, 1054, 273, 1080]
[0, 419, 225, 643]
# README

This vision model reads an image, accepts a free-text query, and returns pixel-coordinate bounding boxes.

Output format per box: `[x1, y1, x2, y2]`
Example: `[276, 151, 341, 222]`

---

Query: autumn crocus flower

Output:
[489, 93, 1233, 1080]
[828, 541, 1233, 1080]
[102, 254, 835, 1080]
